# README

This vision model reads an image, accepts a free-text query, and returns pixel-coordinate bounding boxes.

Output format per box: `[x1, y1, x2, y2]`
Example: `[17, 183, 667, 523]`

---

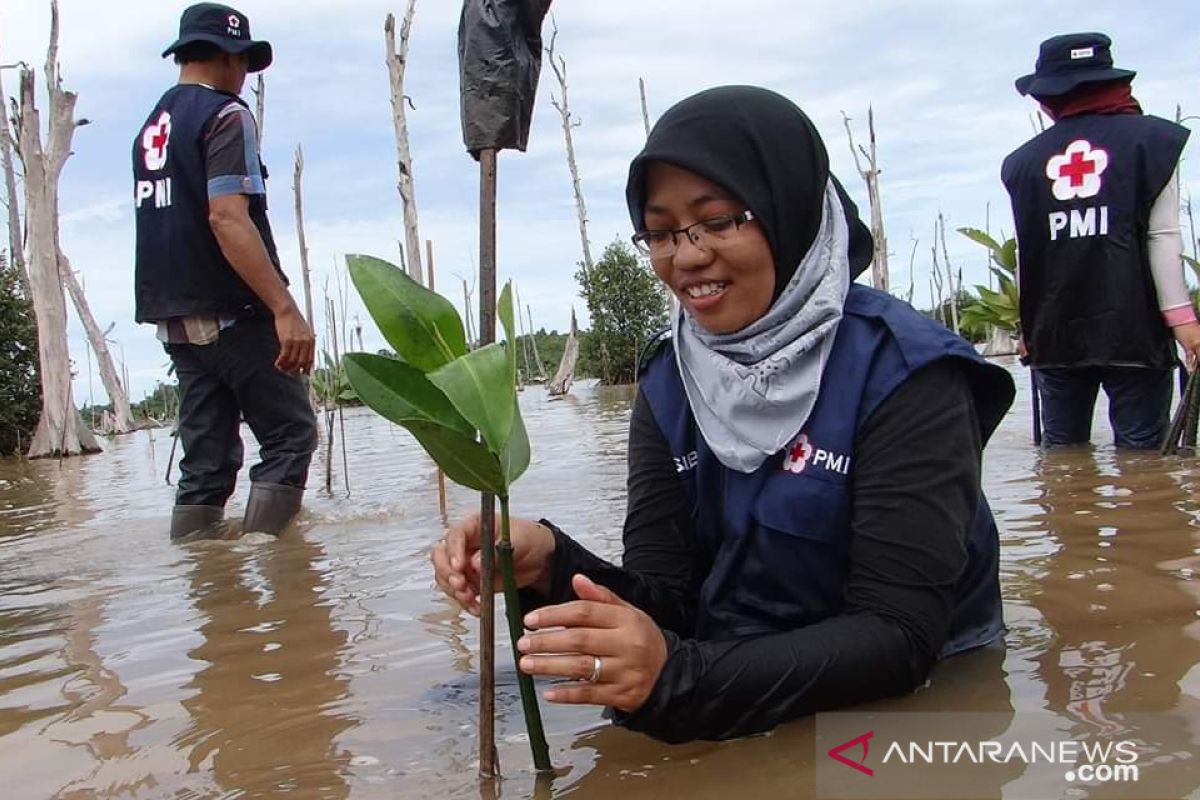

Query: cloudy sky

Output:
[3, 0, 1199, 401]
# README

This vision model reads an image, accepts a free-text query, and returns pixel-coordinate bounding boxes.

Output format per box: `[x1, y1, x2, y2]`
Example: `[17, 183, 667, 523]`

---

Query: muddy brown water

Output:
[1, 361, 1199, 799]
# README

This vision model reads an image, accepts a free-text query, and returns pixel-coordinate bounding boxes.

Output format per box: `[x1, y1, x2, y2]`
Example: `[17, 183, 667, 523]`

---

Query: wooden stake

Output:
[385, 3, 423, 285]
[477, 147, 498, 779]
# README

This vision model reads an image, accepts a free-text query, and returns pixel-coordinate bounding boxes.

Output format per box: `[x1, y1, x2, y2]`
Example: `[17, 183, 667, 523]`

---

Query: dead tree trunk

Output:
[526, 303, 547, 379]
[0, 56, 30, 295]
[16, 3, 106, 455]
[462, 277, 476, 347]
[547, 308, 578, 397]
[385, 3, 423, 286]
[60, 250, 134, 432]
[547, 22, 609, 384]
[638, 77, 651, 138]
[842, 108, 889, 293]
[547, 27, 593, 274]
[937, 213, 961, 335]
[293, 145, 315, 329]
[252, 74, 265, 149]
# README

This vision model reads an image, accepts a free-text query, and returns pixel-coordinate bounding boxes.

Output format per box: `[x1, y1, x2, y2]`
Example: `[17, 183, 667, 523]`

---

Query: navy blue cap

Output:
[1015, 32, 1135, 97]
[162, 3, 272, 73]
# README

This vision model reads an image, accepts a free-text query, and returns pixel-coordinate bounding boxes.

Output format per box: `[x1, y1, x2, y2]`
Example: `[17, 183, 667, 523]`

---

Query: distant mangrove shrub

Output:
[0, 256, 39, 456]
[576, 239, 669, 385]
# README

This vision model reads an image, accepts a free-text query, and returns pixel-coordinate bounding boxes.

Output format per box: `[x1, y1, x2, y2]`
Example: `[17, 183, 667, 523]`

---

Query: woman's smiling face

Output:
[642, 162, 776, 334]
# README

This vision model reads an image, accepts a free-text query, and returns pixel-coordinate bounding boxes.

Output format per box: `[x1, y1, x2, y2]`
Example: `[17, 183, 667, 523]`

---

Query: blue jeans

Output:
[1033, 366, 1173, 449]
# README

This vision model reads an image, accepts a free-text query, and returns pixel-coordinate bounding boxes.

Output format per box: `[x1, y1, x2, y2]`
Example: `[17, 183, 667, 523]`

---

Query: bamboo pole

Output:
[477, 147, 498, 779]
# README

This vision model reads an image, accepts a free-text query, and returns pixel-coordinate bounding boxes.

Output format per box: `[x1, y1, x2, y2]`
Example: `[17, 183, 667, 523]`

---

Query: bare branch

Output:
[843, 106, 889, 292]
[252, 74, 265, 149]
[384, 0, 423, 285]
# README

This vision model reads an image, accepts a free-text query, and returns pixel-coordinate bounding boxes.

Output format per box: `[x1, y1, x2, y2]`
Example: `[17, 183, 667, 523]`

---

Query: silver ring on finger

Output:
[586, 655, 603, 684]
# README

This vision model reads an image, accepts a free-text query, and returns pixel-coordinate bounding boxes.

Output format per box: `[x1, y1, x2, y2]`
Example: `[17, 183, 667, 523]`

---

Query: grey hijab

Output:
[673, 181, 850, 472]
[626, 86, 874, 473]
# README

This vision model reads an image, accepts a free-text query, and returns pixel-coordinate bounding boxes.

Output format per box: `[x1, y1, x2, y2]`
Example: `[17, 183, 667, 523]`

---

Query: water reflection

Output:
[4, 377, 1200, 798]
[1026, 448, 1200, 797]
[177, 536, 356, 797]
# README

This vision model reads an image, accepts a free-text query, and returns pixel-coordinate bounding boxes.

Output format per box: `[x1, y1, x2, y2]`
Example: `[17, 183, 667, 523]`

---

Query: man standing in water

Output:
[1002, 32, 1197, 448]
[133, 3, 316, 540]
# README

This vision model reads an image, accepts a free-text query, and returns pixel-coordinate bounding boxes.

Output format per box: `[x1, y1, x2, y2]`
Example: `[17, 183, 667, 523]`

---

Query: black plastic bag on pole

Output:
[457, 0, 553, 158]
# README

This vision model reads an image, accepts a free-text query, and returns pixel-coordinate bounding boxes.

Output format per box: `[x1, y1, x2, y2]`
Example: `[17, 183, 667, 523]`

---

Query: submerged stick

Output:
[1162, 369, 1199, 455]
[499, 496, 552, 771]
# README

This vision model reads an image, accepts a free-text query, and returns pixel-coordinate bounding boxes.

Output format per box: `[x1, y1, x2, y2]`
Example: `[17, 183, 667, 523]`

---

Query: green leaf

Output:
[997, 239, 1018, 272]
[500, 399, 530, 484]
[957, 227, 1002, 254]
[407, 422, 506, 494]
[1184, 254, 1200, 283]
[344, 353, 474, 436]
[499, 281, 517, 385]
[347, 254, 467, 373]
[428, 343, 515, 455]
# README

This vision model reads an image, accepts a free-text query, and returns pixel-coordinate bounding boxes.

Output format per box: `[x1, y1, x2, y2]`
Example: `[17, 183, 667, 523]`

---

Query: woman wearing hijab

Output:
[432, 86, 1015, 742]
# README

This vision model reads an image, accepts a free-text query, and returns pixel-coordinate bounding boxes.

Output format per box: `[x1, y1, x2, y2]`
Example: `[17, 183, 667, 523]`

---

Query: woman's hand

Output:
[517, 574, 668, 714]
[431, 511, 556, 615]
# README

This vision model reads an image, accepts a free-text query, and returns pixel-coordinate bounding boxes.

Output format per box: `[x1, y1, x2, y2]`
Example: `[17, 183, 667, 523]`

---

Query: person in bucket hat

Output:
[1001, 32, 1197, 449]
[133, 3, 316, 541]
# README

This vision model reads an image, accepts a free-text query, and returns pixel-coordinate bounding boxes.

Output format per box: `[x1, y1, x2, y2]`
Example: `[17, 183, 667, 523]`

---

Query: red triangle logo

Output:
[828, 731, 875, 777]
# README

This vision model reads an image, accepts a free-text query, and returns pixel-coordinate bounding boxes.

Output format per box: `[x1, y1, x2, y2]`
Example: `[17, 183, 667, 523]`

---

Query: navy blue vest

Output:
[639, 286, 1013, 657]
[133, 84, 284, 323]
[1001, 114, 1188, 369]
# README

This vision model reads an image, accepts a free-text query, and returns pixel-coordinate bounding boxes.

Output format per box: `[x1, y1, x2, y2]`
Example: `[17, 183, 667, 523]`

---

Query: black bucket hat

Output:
[1015, 32, 1134, 97]
[162, 3, 273, 73]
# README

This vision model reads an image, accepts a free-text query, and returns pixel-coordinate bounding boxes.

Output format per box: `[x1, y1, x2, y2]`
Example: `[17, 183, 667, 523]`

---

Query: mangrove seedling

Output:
[342, 254, 551, 772]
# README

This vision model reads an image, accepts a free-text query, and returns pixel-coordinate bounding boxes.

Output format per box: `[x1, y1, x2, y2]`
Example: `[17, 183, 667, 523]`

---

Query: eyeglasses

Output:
[631, 210, 757, 259]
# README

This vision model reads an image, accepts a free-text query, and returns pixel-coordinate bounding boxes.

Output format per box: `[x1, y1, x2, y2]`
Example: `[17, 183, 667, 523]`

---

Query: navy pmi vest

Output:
[1001, 114, 1188, 369]
[639, 286, 1013, 657]
[133, 84, 285, 323]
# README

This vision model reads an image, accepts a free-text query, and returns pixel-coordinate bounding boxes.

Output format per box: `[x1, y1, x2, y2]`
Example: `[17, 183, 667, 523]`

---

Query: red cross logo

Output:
[140, 111, 172, 171]
[782, 433, 813, 475]
[1059, 150, 1097, 187]
[1045, 139, 1109, 201]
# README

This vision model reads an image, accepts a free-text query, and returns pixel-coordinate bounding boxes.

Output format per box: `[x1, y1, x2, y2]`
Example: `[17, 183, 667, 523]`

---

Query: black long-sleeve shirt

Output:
[524, 359, 985, 743]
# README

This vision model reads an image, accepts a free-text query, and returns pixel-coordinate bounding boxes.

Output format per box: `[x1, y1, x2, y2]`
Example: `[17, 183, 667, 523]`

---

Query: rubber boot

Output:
[170, 505, 224, 543]
[242, 482, 304, 536]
